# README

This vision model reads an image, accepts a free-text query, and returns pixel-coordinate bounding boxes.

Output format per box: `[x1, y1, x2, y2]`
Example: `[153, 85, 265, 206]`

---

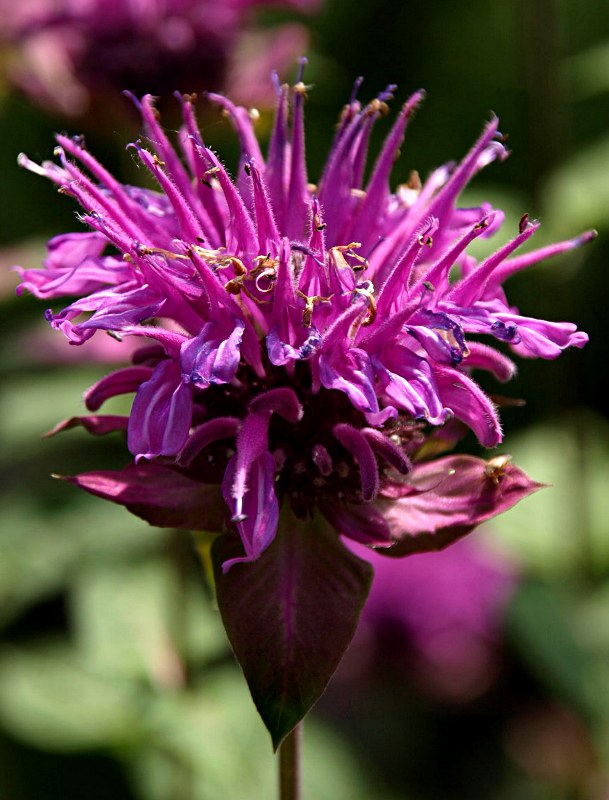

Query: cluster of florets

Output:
[17, 67, 591, 569]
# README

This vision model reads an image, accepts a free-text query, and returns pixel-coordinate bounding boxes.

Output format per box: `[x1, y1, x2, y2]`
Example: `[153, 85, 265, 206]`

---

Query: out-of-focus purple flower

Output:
[1, 0, 318, 115]
[349, 536, 518, 701]
[16, 64, 590, 571]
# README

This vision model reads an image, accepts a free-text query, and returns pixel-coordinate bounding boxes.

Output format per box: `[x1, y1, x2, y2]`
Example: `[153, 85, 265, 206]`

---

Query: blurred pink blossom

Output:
[350, 536, 519, 701]
[1, 0, 320, 115]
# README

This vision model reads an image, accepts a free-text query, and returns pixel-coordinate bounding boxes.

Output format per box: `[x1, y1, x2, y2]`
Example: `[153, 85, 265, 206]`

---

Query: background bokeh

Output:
[2, 0, 609, 797]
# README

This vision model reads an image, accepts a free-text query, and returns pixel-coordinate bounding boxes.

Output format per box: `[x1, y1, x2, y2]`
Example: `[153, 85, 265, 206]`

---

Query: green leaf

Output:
[0, 643, 141, 751]
[506, 581, 599, 719]
[212, 511, 373, 750]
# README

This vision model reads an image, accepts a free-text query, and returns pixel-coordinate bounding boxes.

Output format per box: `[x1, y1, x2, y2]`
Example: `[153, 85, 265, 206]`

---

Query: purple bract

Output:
[16, 63, 591, 571]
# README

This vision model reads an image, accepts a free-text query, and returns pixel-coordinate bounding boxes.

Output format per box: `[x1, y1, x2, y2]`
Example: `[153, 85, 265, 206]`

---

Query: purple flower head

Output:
[17, 67, 591, 574]
[1, 0, 319, 115]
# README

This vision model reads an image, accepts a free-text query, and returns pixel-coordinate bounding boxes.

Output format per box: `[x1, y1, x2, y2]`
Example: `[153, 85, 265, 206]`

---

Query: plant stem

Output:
[279, 723, 302, 800]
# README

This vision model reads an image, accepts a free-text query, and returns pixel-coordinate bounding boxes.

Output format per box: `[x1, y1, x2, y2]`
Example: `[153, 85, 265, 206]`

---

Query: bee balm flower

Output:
[16, 65, 590, 572]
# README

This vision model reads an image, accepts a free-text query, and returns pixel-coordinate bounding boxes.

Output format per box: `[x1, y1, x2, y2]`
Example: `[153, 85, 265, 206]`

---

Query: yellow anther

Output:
[329, 243, 368, 273]
[312, 213, 327, 232]
[190, 244, 225, 262]
[201, 166, 220, 187]
[484, 454, 512, 484]
[296, 290, 333, 327]
[365, 98, 390, 117]
[293, 81, 310, 97]
[354, 280, 377, 326]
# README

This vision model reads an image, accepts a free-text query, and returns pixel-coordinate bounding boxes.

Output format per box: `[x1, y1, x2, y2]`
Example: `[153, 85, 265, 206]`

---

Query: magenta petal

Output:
[319, 346, 378, 415]
[266, 326, 322, 366]
[63, 463, 227, 531]
[333, 423, 379, 502]
[433, 365, 503, 447]
[128, 360, 192, 458]
[179, 417, 241, 466]
[248, 387, 303, 423]
[221, 452, 279, 571]
[376, 454, 543, 556]
[180, 319, 245, 387]
[84, 366, 153, 411]
[373, 346, 447, 425]
[508, 317, 590, 359]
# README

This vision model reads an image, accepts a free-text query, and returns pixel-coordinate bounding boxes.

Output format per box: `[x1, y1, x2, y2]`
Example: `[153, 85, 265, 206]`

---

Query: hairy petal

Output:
[128, 360, 192, 459]
[221, 452, 279, 571]
[433, 365, 503, 447]
[333, 423, 380, 502]
[85, 366, 153, 411]
[180, 318, 245, 387]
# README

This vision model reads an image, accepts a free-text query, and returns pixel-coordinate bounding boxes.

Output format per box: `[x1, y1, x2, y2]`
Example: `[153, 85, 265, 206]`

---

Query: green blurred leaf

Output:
[506, 581, 598, 719]
[0, 643, 142, 751]
[543, 135, 609, 234]
[0, 491, 166, 627]
[132, 668, 383, 800]
[72, 556, 228, 682]
[490, 414, 609, 578]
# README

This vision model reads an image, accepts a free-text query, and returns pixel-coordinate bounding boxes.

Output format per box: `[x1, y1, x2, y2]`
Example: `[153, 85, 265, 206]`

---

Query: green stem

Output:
[279, 723, 302, 800]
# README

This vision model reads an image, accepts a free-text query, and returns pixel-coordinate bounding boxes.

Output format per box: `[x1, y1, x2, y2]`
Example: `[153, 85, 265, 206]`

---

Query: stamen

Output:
[296, 290, 333, 327]
[329, 243, 368, 273]
[354, 280, 377, 326]
[484, 454, 512, 484]
[201, 166, 220, 188]
[133, 244, 190, 261]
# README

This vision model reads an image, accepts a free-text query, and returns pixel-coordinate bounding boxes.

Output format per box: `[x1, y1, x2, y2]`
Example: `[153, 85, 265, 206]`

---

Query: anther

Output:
[474, 216, 491, 231]
[484, 454, 512, 484]
[407, 170, 422, 191]
[336, 462, 349, 479]
[354, 280, 377, 325]
[329, 243, 368, 273]
[296, 291, 333, 327]
[293, 81, 310, 97]
[519, 213, 529, 234]
[201, 166, 220, 187]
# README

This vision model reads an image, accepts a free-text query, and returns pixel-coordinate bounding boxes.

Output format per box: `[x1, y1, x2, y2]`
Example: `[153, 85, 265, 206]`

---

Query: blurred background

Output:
[1, 0, 609, 797]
